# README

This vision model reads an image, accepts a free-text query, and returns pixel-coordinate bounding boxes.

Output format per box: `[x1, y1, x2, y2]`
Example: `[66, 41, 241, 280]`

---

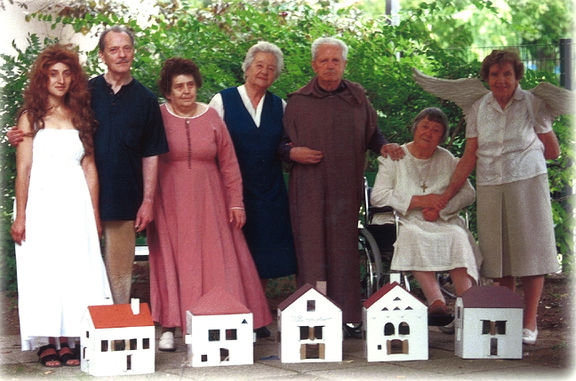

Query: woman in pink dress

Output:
[147, 58, 272, 351]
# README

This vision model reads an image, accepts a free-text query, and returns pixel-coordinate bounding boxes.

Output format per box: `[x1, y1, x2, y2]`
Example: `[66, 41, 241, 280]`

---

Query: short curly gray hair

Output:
[311, 37, 348, 61]
[410, 107, 450, 142]
[242, 41, 284, 81]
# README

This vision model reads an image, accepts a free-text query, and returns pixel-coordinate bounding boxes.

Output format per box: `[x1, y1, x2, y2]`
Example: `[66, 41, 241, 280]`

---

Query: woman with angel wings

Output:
[414, 50, 572, 345]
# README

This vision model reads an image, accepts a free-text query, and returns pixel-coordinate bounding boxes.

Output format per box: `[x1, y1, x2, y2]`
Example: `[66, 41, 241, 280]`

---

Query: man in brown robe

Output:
[282, 37, 403, 326]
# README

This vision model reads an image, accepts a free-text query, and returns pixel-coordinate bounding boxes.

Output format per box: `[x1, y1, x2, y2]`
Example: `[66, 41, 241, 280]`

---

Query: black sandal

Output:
[37, 344, 61, 367]
[58, 342, 79, 367]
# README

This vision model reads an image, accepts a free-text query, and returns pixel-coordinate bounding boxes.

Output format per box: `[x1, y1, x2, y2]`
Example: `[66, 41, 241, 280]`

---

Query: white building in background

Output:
[0, 0, 159, 58]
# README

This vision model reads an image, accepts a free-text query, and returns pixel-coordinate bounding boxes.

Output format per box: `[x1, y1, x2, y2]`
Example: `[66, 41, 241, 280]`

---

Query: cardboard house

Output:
[277, 283, 342, 363]
[455, 286, 523, 359]
[362, 282, 428, 362]
[81, 299, 155, 376]
[185, 287, 253, 367]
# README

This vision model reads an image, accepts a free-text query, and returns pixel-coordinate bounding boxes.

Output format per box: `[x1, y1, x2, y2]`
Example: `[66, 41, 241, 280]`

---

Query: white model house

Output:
[455, 286, 523, 359]
[362, 282, 428, 362]
[185, 287, 253, 367]
[277, 283, 342, 363]
[81, 299, 155, 376]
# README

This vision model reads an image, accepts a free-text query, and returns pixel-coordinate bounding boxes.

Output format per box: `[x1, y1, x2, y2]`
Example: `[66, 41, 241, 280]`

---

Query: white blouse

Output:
[209, 85, 286, 127]
[466, 86, 553, 186]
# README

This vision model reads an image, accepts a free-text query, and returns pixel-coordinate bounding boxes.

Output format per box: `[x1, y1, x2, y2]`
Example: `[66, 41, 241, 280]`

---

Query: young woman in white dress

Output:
[11, 45, 112, 367]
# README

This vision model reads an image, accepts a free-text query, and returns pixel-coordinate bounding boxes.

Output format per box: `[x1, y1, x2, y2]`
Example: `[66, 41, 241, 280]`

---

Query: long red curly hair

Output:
[19, 44, 97, 155]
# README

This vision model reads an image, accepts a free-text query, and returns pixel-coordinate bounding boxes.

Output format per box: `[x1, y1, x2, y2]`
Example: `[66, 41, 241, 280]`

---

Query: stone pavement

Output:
[0, 323, 573, 380]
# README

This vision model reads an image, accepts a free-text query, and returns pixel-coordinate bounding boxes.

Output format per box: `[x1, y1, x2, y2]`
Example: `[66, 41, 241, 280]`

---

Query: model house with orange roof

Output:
[362, 282, 428, 362]
[185, 287, 253, 367]
[455, 286, 523, 359]
[80, 299, 155, 376]
[277, 283, 342, 363]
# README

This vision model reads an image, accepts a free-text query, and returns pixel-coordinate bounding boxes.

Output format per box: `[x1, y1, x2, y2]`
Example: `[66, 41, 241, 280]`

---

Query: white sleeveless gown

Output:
[15, 128, 112, 350]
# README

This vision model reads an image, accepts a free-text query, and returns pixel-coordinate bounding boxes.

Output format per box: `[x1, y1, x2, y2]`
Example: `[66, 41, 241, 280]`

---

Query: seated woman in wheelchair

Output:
[370, 107, 482, 316]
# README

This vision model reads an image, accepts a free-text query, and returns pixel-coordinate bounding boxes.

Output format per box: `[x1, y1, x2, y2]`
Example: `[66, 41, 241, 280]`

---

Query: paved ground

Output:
[1, 322, 573, 380]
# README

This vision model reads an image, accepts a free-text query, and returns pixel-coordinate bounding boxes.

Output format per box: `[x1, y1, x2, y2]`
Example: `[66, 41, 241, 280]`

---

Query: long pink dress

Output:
[147, 103, 272, 332]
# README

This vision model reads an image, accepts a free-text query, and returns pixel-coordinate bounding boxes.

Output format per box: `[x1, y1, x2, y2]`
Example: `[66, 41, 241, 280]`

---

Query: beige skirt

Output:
[477, 174, 560, 278]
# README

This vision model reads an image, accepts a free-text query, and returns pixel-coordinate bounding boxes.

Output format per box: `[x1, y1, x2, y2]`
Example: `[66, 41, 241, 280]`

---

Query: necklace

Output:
[412, 154, 433, 193]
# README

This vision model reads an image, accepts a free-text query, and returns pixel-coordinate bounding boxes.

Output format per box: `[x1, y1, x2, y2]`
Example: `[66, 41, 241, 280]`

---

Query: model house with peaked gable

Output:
[277, 283, 342, 363]
[455, 286, 523, 359]
[362, 282, 428, 362]
[81, 299, 155, 376]
[185, 287, 253, 367]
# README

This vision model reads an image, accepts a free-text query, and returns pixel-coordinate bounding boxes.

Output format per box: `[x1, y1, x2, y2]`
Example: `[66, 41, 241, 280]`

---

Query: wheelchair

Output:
[358, 177, 457, 327]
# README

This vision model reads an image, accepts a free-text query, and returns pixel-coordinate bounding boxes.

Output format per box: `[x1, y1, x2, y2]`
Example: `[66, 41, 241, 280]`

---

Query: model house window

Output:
[300, 343, 325, 360]
[143, 338, 150, 349]
[226, 329, 237, 340]
[490, 338, 498, 355]
[209, 329, 221, 342]
[113, 340, 125, 351]
[307, 300, 316, 312]
[101, 340, 108, 352]
[299, 326, 324, 340]
[384, 322, 395, 336]
[220, 348, 230, 362]
[387, 339, 408, 354]
[129, 338, 137, 350]
[482, 320, 507, 335]
[399, 322, 410, 335]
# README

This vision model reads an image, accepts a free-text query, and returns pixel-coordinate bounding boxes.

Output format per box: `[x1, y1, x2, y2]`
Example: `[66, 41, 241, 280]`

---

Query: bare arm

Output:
[440, 137, 478, 206]
[134, 155, 158, 233]
[81, 153, 101, 237]
[538, 130, 560, 160]
[11, 116, 34, 244]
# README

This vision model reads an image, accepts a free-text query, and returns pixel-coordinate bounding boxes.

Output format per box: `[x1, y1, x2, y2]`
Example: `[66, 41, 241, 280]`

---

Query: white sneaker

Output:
[522, 328, 538, 345]
[159, 331, 176, 352]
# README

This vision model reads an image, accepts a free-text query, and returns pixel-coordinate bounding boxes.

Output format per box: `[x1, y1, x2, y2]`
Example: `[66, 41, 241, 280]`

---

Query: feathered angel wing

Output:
[529, 82, 575, 117]
[412, 68, 489, 116]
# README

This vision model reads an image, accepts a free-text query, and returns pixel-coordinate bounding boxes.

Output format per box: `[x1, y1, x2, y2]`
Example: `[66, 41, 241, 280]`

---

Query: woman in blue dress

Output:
[209, 42, 297, 299]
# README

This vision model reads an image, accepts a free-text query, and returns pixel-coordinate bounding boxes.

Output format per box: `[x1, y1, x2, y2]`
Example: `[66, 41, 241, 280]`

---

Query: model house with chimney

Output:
[81, 299, 155, 376]
[277, 283, 342, 363]
[362, 282, 428, 362]
[185, 287, 254, 367]
[455, 286, 523, 359]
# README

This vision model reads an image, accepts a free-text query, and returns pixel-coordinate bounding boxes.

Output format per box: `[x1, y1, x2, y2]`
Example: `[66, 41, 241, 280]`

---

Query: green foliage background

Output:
[1, 0, 574, 290]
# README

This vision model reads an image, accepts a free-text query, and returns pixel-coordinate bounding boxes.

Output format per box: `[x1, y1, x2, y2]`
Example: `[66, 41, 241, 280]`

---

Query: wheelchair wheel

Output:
[358, 227, 384, 301]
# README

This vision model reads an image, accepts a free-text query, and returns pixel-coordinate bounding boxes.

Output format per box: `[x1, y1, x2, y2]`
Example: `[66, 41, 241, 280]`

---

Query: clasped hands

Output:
[417, 193, 450, 222]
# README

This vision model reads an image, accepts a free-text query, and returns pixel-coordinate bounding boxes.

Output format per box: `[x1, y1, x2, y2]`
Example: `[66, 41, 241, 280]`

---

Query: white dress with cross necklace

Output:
[370, 144, 482, 281]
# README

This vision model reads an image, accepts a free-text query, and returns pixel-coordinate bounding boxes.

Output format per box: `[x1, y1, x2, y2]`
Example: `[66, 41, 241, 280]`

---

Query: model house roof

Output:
[460, 286, 523, 308]
[363, 282, 398, 309]
[277, 283, 341, 311]
[188, 287, 250, 316]
[88, 303, 153, 329]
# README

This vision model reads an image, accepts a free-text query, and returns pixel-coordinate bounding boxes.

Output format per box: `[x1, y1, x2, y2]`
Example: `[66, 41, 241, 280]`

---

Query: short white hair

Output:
[242, 41, 284, 81]
[311, 37, 348, 61]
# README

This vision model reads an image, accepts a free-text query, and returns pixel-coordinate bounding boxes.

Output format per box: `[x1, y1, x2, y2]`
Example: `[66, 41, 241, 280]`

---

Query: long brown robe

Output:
[283, 77, 385, 323]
